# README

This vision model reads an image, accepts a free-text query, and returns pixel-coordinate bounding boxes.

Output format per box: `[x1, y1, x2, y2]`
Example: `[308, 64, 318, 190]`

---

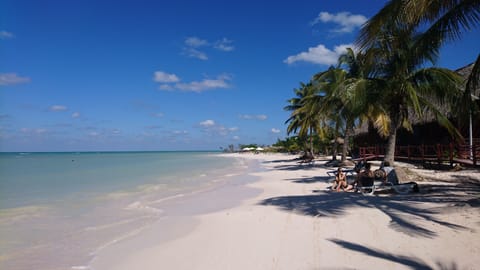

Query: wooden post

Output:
[474, 144, 477, 166]
[436, 144, 441, 164]
[449, 143, 454, 166]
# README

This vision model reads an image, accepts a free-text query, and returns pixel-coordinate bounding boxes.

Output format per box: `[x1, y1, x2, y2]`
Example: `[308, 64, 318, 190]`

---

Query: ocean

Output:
[0, 151, 260, 270]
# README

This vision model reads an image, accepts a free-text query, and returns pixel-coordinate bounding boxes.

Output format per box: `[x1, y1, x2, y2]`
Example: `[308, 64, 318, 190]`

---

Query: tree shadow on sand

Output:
[328, 239, 464, 270]
[259, 189, 473, 238]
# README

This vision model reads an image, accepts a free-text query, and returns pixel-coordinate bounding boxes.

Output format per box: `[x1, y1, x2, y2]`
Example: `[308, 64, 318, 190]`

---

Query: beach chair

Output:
[356, 176, 376, 195]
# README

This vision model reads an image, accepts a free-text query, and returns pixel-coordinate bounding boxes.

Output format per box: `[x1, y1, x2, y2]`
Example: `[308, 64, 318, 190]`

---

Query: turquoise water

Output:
[0, 151, 235, 208]
[0, 151, 257, 270]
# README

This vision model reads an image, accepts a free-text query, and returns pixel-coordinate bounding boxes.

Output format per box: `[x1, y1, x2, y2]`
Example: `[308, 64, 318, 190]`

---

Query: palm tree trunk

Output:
[385, 115, 400, 165]
[332, 143, 338, 161]
[341, 121, 353, 162]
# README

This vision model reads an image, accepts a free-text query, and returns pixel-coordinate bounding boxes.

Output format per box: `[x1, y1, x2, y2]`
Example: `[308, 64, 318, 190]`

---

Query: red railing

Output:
[358, 142, 479, 166]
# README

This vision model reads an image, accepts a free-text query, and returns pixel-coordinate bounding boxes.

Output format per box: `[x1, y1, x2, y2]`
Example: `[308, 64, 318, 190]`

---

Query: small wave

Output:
[150, 193, 185, 204]
[71, 266, 90, 270]
[124, 201, 164, 214]
[84, 216, 151, 232]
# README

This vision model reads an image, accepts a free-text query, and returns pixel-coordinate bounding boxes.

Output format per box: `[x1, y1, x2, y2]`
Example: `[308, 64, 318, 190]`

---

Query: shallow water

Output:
[0, 152, 259, 270]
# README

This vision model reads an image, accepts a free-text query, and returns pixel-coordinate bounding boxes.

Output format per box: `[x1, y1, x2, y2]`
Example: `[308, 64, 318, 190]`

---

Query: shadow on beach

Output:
[259, 183, 478, 238]
[328, 239, 462, 270]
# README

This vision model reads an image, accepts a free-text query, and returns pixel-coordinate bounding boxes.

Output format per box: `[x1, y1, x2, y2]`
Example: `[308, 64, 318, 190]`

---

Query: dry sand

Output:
[92, 153, 480, 270]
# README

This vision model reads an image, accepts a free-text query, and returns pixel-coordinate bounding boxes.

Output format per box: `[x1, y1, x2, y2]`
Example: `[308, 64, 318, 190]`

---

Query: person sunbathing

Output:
[351, 162, 374, 190]
[333, 167, 348, 191]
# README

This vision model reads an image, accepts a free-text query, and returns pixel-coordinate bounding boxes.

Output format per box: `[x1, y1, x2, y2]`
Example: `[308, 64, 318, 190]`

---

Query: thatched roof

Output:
[456, 62, 480, 97]
[354, 62, 479, 135]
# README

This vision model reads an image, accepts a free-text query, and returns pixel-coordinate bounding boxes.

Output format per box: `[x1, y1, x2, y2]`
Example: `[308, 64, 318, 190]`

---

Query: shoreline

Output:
[92, 153, 480, 270]
[89, 154, 266, 269]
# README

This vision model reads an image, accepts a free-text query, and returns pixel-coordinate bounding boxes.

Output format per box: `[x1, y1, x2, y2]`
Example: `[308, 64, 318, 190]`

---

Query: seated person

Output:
[333, 167, 348, 191]
[379, 161, 399, 185]
[355, 162, 374, 188]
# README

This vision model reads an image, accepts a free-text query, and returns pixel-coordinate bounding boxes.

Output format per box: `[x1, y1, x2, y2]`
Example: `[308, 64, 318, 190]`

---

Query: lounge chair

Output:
[356, 176, 376, 195]
[356, 176, 418, 196]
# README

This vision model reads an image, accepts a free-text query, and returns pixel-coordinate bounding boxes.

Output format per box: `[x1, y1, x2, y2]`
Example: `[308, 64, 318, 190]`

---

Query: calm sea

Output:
[0, 151, 259, 270]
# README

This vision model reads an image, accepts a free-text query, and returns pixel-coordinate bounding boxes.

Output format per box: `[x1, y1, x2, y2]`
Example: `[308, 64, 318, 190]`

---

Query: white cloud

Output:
[72, 112, 81, 118]
[214, 38, 235, 51]
[0, 73, 31, 86]
[0, 31, 14, 39]
[183, 36, 234, 60]
[232, 135, 240, 140]
[239, 114, 268, 120]
[175, 76, 230, 92]
[161, 74, 231, 93]
[49, 105, 68, 112]
[183, 47, 208, 60]
[312, 11, 367, 33]
[185, 37, 209, 47]
[199, 119, 216, 127]
[197, 120, 238, 137]
[271, 128, 281, 134]
[153, 71, 180, 83]
[159, 84, 174, 91]
[284, 44, 351, 66]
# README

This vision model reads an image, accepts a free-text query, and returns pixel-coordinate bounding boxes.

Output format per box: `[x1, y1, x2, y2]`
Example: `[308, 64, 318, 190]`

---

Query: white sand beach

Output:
[92, 153, 480, 270]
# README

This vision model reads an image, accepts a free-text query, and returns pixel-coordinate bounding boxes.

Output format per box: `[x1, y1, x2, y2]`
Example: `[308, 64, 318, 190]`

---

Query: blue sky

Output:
[1, 0, 479, 152]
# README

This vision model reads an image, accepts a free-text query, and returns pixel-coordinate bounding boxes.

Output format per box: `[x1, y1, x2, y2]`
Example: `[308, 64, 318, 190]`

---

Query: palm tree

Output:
[359, 27, 464, 164]
[312, 49, 383, 164]
[357, 0, 480, 164]
[284, 82, 321, 157]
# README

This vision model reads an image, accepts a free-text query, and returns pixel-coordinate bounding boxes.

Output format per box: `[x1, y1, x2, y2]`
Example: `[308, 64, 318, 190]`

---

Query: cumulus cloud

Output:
[271, 128, 281, 134]
[157, 73, 232, 93]
[71, 112, 81, 118]
[312, 11, 367, 33]
[0, 73, 31, 86]
[284, 44, 351, 66]
[183, 36, 234, 60]
[153, 71, 180, 83]
[49, 105, 68, 112]
[0, 31, 14, 39]
[239, 114, 268, 120]
[199, 119, 216, 127]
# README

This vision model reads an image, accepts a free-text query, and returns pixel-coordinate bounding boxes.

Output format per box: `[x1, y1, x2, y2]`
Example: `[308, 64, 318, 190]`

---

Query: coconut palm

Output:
[312, 49, 384, 164]
[357, 0, 480, 51]
[356, 0, 480, 164]
[359, 27, 464, 164]
[284, 82, 321, 157]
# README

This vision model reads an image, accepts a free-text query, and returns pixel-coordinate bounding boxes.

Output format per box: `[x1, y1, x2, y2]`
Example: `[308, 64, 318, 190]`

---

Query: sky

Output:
[1, 0, 479, 152]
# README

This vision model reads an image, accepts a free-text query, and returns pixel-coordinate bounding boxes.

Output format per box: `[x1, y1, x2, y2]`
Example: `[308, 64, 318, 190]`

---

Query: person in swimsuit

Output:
[334, 167, 348, 191]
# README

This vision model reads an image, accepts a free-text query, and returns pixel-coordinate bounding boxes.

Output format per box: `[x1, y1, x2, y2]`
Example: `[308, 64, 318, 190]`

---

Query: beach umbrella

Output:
[256, 147, 264, 151]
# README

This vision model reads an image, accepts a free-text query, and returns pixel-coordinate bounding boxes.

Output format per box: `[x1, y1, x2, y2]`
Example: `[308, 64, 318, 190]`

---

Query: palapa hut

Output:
[353, 62, 480, 149]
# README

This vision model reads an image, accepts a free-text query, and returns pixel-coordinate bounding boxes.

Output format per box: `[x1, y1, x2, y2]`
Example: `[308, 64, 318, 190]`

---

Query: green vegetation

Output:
[284, 0, 480, 165]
